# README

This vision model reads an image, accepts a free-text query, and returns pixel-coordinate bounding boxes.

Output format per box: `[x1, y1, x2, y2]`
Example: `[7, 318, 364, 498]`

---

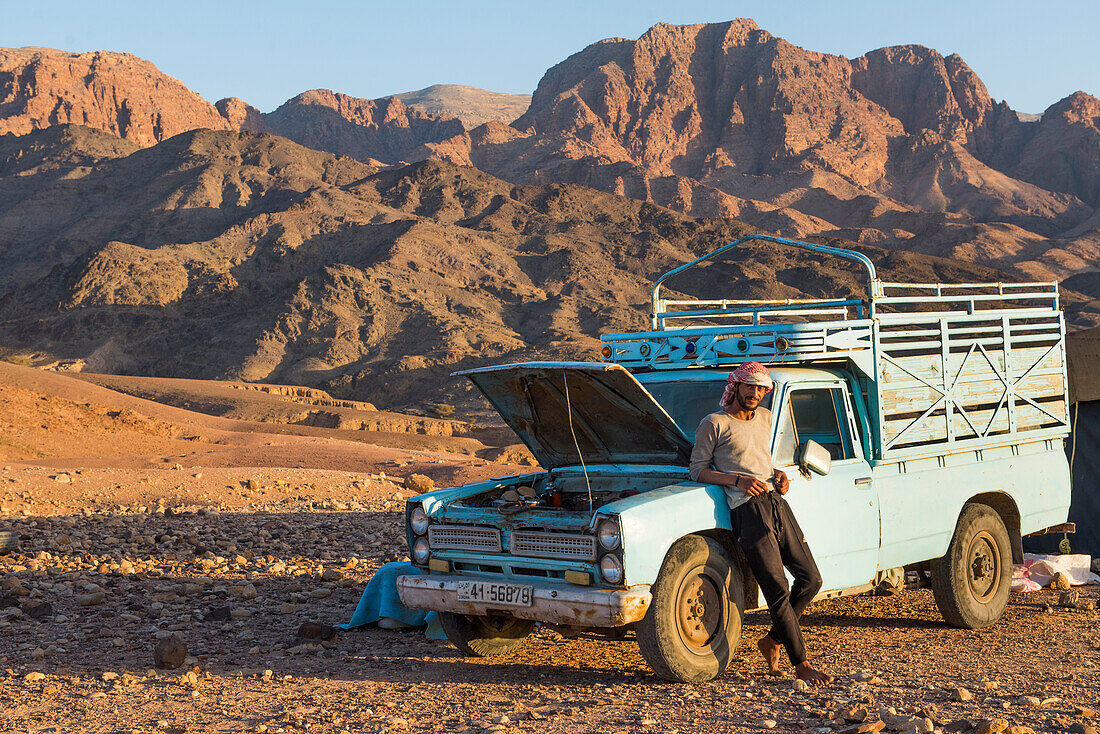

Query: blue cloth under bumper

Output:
[335, 561, 445, 639]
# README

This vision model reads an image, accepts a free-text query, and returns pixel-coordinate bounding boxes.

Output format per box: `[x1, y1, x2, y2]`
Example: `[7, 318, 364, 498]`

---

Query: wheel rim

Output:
[674, 565, 727, 655]
[481, 615, 523, 635]
[966, 529, 1001, 602]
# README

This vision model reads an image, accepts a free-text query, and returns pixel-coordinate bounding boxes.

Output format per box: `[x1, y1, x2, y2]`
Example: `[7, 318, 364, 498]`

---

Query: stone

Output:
[76, 592, 105, 606]
[404, 474, 434, 493]
[1016, 696, 1040, 708]
[24, 671, 46, 683]
[951, 688, 973, 702]
[229, 583, 258, 600]
[974, 719, 1009, 734]
[229, 608, 251, 620]
[154, 634, 187, 669]
[320, 568, 343, 582]
[760, 720, 778, 729]
[1068, 724, 1097, 734]
[845, 707, 870, 723]
[1051, 572, 1072, 590]
[1006, 727, 1036, 734]
[836, 721, 886, 734]
[1075, 707, 1097, 717]
[1059, 590, 1080, 608]
[297, 622, 336, 641]
[204, 606, 232, 622]
[247, 478, 260, 491]
[793, 678, 809, 692]
[22, 600, 53, 619]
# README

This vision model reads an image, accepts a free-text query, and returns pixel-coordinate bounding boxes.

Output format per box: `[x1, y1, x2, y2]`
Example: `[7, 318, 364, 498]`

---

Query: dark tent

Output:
[1024, 328, 1100, 557]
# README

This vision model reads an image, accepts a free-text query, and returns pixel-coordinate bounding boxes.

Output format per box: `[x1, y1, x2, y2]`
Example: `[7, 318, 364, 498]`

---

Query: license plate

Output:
[456, 581, 534, 607]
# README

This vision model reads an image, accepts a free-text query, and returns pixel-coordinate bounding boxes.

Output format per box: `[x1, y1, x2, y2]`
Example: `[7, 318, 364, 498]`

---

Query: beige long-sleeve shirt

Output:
[690, 408, 775, 505]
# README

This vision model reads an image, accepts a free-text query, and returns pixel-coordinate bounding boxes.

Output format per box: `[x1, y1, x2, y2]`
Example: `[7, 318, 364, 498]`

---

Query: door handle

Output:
[854, 477, 873, 486]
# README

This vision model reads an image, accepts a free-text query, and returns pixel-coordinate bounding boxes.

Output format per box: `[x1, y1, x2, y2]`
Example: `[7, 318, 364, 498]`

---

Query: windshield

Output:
[641, 378, 774, 436]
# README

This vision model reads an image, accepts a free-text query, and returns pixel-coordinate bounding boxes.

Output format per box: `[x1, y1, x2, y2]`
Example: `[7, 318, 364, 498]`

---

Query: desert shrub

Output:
[429, 403, 456, 419]
[1, 354, 32, 366]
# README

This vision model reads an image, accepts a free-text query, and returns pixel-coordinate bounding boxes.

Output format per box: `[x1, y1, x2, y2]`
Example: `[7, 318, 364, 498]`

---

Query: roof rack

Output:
[603, 236, 1068, 462]
[602, 235, 1061, 375]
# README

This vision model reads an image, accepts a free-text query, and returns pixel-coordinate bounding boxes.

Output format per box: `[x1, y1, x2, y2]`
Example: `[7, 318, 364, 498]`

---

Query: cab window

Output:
[780, 387, 854, 461]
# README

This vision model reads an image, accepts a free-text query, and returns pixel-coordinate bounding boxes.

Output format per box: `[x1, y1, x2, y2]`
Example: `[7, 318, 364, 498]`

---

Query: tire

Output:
[931, 504, 1013, 629]
[438, 612, 534, 657]
[637, 535, 744, 683]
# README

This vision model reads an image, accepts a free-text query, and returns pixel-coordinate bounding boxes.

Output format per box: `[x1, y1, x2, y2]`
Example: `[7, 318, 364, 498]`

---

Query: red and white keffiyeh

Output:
[721, 361, 773, 406]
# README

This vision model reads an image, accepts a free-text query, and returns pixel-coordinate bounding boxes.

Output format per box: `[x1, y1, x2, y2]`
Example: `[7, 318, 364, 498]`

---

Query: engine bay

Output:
[456, 470, 689, 513]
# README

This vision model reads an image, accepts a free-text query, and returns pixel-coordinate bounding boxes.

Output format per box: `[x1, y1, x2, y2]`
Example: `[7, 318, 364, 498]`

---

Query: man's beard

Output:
[735, 389, 759, 411]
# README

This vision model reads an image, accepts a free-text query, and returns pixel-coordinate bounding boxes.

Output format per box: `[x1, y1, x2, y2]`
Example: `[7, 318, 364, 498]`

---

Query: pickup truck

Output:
[397, 236, 1072, 683]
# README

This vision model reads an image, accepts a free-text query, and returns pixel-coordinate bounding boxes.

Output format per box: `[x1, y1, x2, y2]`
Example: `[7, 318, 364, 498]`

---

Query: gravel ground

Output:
[1, 488, 1098, 734]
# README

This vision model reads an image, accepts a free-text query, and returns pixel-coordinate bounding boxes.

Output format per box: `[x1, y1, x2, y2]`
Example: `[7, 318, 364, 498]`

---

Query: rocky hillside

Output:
[2, 125, 1065, 410]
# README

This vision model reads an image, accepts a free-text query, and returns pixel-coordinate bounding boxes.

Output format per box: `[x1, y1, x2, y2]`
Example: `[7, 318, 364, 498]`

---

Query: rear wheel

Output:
[637, 535, 744, 683]
[931, 504, 1012, 629]
[438, 612, 534, 657]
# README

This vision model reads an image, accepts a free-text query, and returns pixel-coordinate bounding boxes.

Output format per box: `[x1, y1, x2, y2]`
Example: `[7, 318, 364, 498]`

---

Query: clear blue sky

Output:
[3, 0, 1095, 114]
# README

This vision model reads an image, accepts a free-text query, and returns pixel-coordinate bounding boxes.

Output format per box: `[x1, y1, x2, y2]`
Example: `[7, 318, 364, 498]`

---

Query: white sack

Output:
[1021, 553, 1100, 586]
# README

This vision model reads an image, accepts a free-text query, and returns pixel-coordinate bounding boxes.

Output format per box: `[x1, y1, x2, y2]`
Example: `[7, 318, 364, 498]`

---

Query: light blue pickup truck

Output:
[397, 236, 1072, 683]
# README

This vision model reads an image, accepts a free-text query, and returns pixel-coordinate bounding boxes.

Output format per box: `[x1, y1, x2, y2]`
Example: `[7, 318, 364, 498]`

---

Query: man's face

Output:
[735, 382, 769, 411]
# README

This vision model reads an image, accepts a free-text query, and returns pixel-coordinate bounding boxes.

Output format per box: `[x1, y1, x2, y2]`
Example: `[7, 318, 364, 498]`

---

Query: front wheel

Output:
[931, 504, 1012, 629]
[637, 535, 744, 683]
[438, 612, 534, 657]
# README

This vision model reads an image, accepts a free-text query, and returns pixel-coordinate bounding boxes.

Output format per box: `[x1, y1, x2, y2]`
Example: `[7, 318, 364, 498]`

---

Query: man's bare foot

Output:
[794, 661, 833, 685]
[757, 635, 782, 676]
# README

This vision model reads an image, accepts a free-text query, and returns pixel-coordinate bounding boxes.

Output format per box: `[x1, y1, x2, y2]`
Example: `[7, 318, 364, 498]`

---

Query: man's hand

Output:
[774, 469, 790, 495]
[737, 475, 770, 497]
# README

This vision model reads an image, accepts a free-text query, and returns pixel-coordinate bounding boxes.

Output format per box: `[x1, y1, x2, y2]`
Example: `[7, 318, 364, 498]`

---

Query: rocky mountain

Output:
[0, 47, 232, 145]
[392, 84, 531, 126]
[2, 125, 1068, 409]
[410, 21, 1098, 288]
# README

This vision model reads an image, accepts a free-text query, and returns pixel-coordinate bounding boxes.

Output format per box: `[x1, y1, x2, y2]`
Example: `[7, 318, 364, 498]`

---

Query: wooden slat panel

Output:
[881, 373, 1065, 418]
[883, 401, 1064, 446]
[881, 345, 1062, 385]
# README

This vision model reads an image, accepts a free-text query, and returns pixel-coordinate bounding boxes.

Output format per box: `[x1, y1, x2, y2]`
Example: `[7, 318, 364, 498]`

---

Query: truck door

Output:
[773, 381, 879, 592]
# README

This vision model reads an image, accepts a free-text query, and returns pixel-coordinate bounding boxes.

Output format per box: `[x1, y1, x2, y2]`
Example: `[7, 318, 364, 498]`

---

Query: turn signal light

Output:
[600, 346, 613, 358]
[565, 570, 592, 586]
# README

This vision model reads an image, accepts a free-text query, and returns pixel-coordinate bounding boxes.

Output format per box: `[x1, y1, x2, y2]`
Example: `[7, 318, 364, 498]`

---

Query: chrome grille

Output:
[428, 525, 502, 553]
[511, 531, 596, 561]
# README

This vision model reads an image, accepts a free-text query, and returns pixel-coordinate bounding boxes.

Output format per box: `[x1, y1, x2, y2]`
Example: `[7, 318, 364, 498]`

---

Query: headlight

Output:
[596, 518, 621, 550]
[599, 554, 623, 584]
[410, 506, 430, 535]
[412, 537, 431, 565]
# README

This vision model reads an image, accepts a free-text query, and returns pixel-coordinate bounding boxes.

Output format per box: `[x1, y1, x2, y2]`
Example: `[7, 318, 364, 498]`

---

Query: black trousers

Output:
[731, 491, 822, 666]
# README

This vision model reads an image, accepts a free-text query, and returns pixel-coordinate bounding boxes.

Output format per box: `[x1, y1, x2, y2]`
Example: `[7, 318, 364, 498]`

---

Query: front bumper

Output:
[397, 574, 652, 627]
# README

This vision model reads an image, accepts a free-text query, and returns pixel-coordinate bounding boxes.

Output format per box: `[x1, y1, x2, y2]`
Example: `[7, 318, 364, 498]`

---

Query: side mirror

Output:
[796, 440, 832, 476]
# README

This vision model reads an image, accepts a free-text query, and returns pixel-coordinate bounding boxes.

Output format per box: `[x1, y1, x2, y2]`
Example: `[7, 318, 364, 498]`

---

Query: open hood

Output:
[457, 362, 693, 469]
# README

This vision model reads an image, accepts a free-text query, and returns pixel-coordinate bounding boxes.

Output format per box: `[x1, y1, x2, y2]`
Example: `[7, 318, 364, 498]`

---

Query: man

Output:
[689, 361, 832, 685]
